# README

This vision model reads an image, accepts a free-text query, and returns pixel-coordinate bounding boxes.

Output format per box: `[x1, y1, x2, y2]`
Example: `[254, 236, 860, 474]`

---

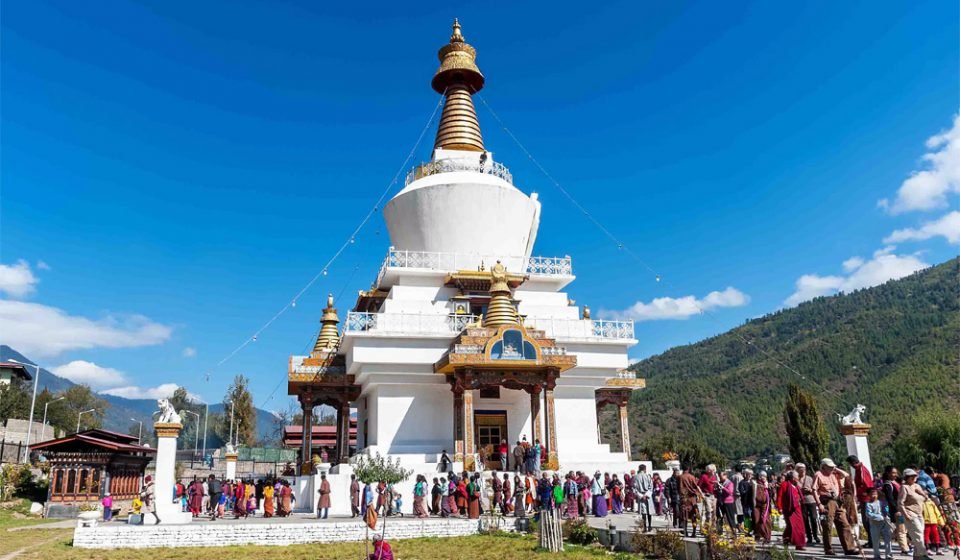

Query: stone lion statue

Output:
[155, 398, 182, 424]
[837, 404, 866, 425]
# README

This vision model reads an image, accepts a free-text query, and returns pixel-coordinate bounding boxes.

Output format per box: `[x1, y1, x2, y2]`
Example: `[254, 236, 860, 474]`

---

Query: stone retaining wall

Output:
[73, 517, 517, 549]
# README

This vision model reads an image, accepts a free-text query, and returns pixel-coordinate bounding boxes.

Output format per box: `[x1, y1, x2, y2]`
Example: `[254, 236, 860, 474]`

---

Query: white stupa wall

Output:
[384, 168, 541, 271]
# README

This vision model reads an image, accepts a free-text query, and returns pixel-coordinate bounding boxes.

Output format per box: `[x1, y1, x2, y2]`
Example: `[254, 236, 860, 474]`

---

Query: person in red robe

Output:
[188, 478, 203, 517]
[234, 480, 246, 518]
[368, 534, 394, 560]
[781, 471, 807, 550]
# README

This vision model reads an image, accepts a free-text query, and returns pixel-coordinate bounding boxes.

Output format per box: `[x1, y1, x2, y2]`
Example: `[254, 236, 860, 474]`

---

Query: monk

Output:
[678, 465, 703, 537]
[781, 471, 806, 550]
[752, 472, 772, 543]
[467, 475, 481, 519]
[501, 474, 512, 514]
[317, 473, 331, 519]
[234, 480, 246, 518]
[263, 480, 275, 517]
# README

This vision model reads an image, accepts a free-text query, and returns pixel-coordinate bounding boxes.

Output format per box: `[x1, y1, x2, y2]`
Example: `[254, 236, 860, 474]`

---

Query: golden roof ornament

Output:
[483, 261, 520, 327]
[432, 19, 485, 152]
[313, 294, 340, 352]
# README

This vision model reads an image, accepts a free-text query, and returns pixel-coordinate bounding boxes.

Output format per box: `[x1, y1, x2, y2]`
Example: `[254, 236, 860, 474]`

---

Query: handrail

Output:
[404, 159, 513, 186]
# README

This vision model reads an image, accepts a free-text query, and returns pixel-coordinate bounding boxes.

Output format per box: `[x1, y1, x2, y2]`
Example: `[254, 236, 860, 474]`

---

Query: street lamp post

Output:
[130, 418, 143, 445]
[202, 402, 209, 460]
[9, 359, 41, 463]
[228, 400, 235, 447]
[182, 410, 200, 458]
[76, 409, 96, 433]
[40, 396, 65, 443]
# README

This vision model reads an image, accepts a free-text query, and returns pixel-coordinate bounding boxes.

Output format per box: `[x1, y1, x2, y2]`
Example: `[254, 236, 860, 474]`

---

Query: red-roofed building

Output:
[31, 429, 155, 517]
[282, 420, 357, 460]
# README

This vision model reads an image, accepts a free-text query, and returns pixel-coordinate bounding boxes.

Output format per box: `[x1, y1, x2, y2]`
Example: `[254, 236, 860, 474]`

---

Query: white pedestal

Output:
[840, 423, 872, 475]
[153, 423, 193, 524]
[225, 454, 238, 480]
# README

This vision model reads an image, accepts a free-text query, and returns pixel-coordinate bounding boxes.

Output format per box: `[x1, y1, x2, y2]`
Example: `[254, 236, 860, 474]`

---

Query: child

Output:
[217, 492, 226, 519]
[131, 495, 143, 525]
[922, 496, 946, 555]
[101, 493, 113, 522]
[865, 488, 892, 560]
[394, 492, 404, 517]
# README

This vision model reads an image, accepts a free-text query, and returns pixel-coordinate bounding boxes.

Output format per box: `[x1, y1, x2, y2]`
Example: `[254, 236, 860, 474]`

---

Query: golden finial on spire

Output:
[313, 294, 340, 352]
[432, 19, 485, 152]
[451, 18, 463, 42]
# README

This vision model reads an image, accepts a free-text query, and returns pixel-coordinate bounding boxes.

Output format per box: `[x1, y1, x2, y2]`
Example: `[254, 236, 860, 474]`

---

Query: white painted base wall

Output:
[73, 517, 498, 549]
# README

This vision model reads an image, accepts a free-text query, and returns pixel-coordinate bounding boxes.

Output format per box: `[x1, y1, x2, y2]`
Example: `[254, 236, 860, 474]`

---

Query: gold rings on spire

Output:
[432, 19, 485, 152]
[482, 262, 520, 327]
[313, 294, 340, 352]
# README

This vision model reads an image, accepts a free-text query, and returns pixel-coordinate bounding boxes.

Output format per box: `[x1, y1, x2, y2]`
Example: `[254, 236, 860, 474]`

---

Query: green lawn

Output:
[10, 532, 636, 560]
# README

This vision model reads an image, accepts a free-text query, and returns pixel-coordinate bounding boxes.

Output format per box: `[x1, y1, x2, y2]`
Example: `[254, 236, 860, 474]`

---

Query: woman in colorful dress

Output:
[624, 472, 636, 513]
[467, 475, 481, 519]
[653, 473, 665, 516]
[413, 475, 429, 518]
[262, 480, 274, 517]
[592, 472, 608, 517]
[513, 475, 526, 518]
[609, 474, 624, 514]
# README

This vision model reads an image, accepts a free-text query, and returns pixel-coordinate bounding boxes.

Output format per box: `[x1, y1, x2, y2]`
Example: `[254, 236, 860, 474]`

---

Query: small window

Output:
[479, 387, 500, 399]
[67, 470, 77, 495]
[79, 469, 89, 493]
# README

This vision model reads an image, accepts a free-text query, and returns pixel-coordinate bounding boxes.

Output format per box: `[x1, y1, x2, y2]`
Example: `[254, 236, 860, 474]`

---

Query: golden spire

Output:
[432, 19, 485, 152]
[313, 294, 340, 352]
[483, 261, 520, 327]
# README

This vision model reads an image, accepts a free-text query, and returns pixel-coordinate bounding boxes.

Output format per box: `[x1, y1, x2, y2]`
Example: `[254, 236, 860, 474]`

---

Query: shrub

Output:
[632, 528, 685, 560]
[563, 518, 598, 545]
[0, 464, 46, 502]
[353, 453, 412, 485]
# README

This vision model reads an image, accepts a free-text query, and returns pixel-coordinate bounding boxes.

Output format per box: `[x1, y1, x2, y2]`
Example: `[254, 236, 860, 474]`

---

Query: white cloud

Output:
[881, 115, 960, 214]
[0, 300, 173, 358]
[883, 210, 960, 245]
[36, 261, 51, 271]
[785, 250, 929, 306]
[842, 257, 865, 272]
[51, 360, 127, 389]
[182, 346, 197, 358]
[0, 260, 39, 299]
[101, 383, 182, 400]
[610, 286, 750, 321]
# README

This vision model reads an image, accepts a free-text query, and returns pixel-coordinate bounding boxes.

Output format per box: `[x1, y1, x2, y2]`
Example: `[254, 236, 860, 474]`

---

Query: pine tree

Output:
[783, 384, 829, 467]
[217, 375, 256, 447]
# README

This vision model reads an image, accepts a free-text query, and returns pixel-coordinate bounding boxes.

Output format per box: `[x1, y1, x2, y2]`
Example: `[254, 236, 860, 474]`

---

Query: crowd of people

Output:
[172, 475, 298, 519]
[660, 457, 959, 560]
[109, 446, 960, 560]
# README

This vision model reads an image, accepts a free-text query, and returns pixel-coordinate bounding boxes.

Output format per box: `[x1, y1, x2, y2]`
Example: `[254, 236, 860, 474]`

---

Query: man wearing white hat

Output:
[813, 458, 857, 555]
[898, 469, 931, 560]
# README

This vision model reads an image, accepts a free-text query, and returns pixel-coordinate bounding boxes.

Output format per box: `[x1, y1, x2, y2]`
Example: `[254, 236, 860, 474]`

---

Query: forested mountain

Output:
[614, 257, 959, 467]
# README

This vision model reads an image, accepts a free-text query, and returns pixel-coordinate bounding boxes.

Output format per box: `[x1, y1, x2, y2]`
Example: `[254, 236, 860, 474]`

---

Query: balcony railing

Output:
[376, 248, 573, 286]
[524, 317, 636, 342]
[345, 312, 478, 336]
[404, 158, 513, 187]
[344, 312, 634, 342]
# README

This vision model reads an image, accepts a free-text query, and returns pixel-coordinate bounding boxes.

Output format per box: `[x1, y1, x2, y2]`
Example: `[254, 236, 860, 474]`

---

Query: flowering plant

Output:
[661, 451, 679, 461]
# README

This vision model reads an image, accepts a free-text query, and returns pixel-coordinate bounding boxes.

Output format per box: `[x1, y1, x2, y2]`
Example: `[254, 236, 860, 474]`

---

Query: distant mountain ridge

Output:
[0, 345, 279, 445]
[619, 257, 959, 464]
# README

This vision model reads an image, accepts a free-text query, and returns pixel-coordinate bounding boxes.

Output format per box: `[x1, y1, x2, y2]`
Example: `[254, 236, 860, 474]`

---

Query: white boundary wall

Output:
[74, 517, 514, 549]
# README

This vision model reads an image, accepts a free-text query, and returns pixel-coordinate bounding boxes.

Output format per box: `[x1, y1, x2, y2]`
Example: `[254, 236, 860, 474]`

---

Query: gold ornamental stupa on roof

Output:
[432, 19, 485, 153]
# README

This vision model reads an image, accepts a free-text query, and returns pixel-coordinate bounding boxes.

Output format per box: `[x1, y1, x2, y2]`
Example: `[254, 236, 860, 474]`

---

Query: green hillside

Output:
[612, 257, 959, 467]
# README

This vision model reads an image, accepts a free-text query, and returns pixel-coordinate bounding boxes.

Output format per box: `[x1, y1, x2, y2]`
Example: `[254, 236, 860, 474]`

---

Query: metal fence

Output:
[0, 440, 27, 465]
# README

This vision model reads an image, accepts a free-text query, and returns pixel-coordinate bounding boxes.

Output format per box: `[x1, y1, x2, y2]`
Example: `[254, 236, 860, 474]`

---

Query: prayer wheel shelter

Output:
[30, 428, 154, 518]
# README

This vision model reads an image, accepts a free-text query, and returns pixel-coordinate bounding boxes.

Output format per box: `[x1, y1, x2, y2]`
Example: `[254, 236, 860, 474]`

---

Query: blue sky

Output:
[1, 0, 957, 410]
